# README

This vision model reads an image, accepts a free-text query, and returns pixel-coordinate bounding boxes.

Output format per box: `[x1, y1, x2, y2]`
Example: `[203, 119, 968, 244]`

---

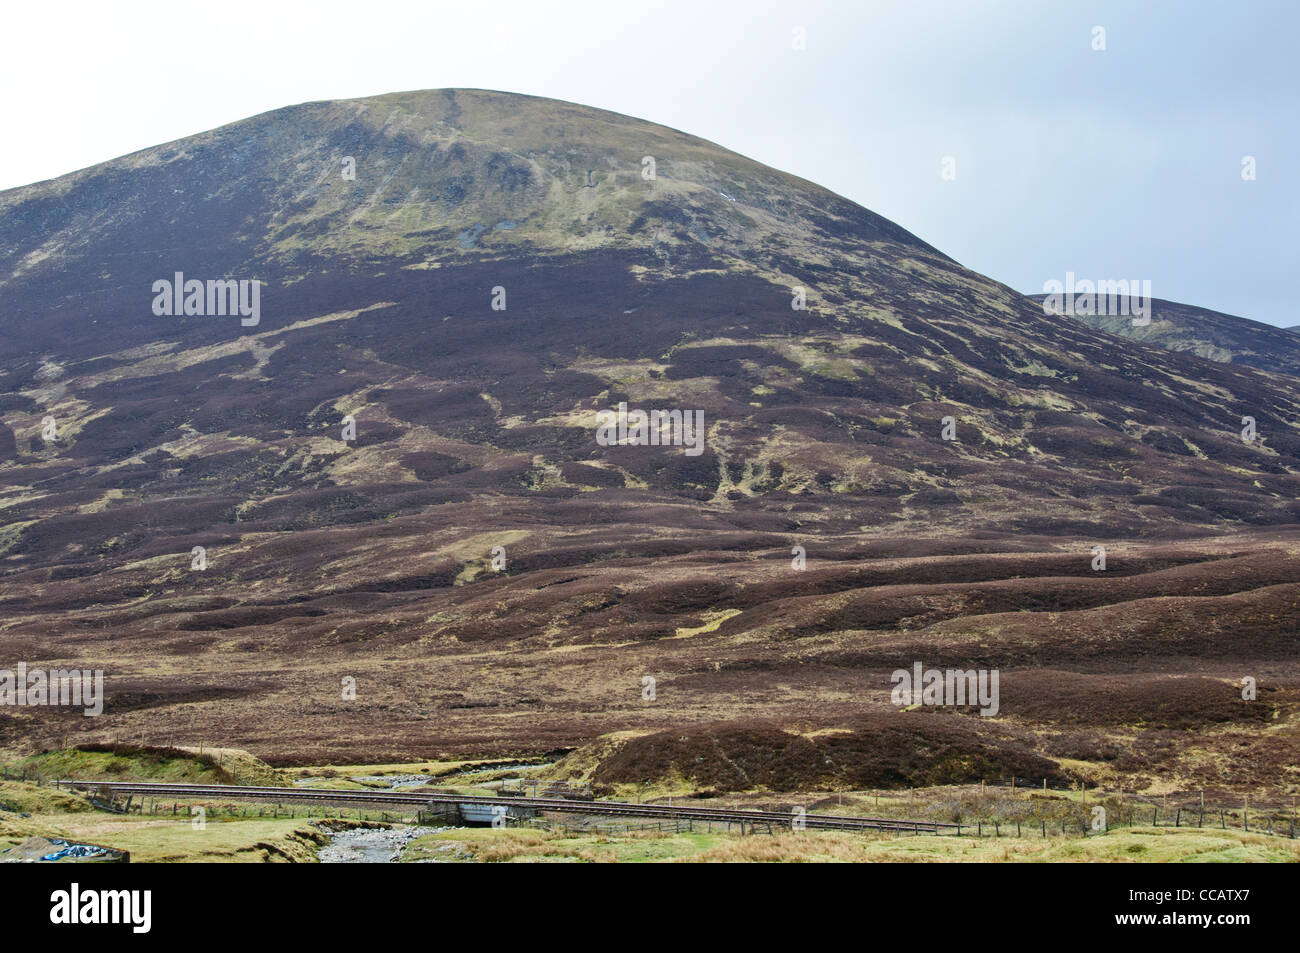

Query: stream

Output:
[317, 826, 447, 863]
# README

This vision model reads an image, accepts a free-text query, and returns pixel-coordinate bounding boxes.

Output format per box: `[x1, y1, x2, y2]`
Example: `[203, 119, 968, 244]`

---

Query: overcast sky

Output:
[3, 0, 1294, 325]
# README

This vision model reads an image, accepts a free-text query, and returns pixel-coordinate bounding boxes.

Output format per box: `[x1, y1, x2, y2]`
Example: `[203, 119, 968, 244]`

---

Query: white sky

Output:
[3, 0, 1295, 325]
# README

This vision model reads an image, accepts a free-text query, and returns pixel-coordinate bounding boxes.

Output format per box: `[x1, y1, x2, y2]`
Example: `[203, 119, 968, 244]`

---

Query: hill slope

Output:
[3, 90, 1298, 542]
[1, 90, 1298, 781]
[1029, 293, 1300, 378]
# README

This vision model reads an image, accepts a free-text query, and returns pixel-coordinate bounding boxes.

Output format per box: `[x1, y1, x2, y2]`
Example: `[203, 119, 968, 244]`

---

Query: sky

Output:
[2, 0, 1295, 326]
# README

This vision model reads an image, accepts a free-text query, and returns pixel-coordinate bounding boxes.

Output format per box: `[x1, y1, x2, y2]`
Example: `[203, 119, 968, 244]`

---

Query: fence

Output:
[530, 816, 771, 836]
[89, 795, 437, 827]
[498, 778, 593, 800]
[0, 766, 45, 784]
[985, 776, 1075, 791]
[925, 787, 1298, 840]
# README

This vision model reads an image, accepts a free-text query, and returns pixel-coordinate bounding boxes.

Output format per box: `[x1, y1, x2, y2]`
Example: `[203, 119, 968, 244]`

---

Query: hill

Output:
[0, 90, 1297, 790]
[1029, 293, 1300, 378]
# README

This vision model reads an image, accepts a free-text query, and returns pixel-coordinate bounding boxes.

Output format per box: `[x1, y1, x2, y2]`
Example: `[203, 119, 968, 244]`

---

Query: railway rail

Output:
[56, 779, 961, 835]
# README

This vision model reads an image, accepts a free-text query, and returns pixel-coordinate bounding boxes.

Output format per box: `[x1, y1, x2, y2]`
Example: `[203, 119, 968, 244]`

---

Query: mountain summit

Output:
[0, 87, 935, 316]
[3, 89, 1298, 535]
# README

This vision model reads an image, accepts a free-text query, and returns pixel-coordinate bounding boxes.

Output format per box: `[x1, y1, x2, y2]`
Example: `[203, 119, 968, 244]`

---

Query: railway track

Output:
[57, 779, 961, 835]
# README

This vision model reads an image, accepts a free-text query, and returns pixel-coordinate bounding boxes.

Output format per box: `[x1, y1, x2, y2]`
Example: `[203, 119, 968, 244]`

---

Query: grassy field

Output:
[402, 825, 1300, 863]
[8, 745, 289, 786]
[283, 757, 549, 793]
[22, 814, 325, 863]
[0, 780, 324, 862]
[283, 757, 514, 779]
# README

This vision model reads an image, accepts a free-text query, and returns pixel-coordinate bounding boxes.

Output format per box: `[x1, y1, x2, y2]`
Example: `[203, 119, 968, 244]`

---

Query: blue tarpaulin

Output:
[39, 839, 108, 861]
